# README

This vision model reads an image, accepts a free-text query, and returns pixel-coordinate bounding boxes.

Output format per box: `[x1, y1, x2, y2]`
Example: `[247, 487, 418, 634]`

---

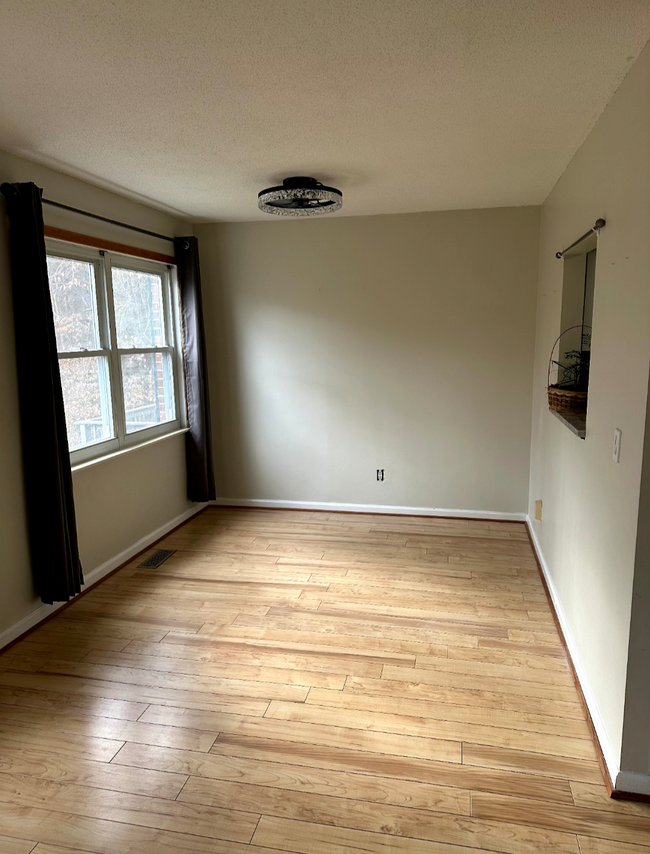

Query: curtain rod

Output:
[42, 198, 175, 243]
[555, 218, 605, 259]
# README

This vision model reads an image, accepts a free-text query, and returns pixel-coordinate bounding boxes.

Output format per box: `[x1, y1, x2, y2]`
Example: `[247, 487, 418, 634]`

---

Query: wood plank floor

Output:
[0, 507, 649, 854]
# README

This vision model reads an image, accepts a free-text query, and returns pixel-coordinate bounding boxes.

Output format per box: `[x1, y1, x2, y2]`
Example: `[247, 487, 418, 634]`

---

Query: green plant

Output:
[552, 349, 590, 391]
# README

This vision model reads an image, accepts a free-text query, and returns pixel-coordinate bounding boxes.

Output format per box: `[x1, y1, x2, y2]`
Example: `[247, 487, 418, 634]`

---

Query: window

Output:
[550, 236, 597, 438]
[46, 241, 185, 463]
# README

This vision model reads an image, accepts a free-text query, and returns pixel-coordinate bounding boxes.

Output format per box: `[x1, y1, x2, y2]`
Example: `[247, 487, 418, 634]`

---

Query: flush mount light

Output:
[258, 177, 342, 217]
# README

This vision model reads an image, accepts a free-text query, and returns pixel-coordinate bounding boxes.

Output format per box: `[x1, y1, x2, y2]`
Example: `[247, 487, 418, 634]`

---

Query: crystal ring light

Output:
[258, 177, 343, 216]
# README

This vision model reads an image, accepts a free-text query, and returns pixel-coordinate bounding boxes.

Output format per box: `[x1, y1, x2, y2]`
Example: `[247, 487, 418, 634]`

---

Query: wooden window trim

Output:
[43, 225, 175, 265]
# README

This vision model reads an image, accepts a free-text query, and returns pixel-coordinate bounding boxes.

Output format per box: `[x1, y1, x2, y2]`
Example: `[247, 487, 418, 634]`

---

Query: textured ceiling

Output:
[1, 1, 649, 221]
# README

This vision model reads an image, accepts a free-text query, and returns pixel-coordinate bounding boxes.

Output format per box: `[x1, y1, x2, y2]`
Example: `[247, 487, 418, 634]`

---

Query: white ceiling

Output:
[1, 1, 649, 222]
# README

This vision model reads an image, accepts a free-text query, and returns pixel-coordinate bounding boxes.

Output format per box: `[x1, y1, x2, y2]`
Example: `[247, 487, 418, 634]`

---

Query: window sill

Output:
[71, 427, 189, 472]
[551, 408, 586, 439]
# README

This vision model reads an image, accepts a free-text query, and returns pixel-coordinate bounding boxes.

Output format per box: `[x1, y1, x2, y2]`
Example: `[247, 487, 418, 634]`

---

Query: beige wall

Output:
[196, 206, 540, 515]
[529, 40, 650, 783]
[0, 148, 196, 642]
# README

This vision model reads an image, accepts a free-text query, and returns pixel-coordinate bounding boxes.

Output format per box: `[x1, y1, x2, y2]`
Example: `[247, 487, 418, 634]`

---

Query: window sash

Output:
[57, 352, 116, 459]
[46, 239, 185, 465]
[46, 252, 104, 352]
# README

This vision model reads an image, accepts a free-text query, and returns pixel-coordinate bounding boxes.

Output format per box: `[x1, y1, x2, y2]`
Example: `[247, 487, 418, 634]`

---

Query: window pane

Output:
[47, 256, 100, 351]
[59, 357, 114, 451]
[112, 267, 166, 347]
[121, 352, 176, 433]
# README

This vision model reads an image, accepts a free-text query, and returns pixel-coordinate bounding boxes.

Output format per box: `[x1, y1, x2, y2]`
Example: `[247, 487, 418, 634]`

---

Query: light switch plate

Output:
[613, 428, 622, 463]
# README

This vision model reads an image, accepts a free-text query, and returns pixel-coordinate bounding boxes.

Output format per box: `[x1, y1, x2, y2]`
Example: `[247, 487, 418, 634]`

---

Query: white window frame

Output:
[46, 238, 186, 465]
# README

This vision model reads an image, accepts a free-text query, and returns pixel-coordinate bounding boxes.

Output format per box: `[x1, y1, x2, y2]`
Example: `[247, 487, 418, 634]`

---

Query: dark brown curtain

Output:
[174, 236, 216, 501]
[1, 181, 83, 603]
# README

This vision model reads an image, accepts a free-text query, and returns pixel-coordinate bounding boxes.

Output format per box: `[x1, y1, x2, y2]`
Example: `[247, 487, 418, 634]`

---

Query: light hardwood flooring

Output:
[0, 507, 649, 854]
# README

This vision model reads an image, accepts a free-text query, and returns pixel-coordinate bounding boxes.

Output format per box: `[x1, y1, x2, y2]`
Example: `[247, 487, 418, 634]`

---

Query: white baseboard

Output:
[211, 497, 527, 522]
[526, 516, 620, 789]
[0, 503, 205, 651]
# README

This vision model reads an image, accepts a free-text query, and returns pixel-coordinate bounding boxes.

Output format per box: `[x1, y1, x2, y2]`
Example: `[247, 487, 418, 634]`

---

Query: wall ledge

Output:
[0, 503, 205, 651]
[210, 497, 527, 521]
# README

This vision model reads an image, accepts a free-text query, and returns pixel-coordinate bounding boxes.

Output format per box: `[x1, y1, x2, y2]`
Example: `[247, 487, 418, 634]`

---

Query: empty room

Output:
[1, 2, 650, 853]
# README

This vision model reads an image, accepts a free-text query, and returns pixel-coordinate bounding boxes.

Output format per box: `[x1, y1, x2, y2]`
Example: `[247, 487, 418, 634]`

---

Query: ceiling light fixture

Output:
[258, 177, 342, 217]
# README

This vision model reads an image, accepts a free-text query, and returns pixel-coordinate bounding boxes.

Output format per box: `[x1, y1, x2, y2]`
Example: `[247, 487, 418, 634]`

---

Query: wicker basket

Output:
[547, 386, 588, 413]
[547, 325, 591, 414]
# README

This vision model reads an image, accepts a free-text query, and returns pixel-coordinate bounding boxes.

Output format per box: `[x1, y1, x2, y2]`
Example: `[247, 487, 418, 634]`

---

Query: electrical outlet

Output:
[534, 499, 543, 521]
[613, 428, 622, 463]
[376, 469, 385, 481]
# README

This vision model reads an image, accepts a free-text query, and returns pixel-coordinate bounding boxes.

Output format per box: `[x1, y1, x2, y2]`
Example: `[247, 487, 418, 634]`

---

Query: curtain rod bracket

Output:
[555, 219, 606, 259]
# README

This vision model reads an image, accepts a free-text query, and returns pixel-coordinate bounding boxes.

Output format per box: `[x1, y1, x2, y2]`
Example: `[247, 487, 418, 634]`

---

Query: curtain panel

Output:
[1, 181, 83, 603]
[174, 236, 216, 502]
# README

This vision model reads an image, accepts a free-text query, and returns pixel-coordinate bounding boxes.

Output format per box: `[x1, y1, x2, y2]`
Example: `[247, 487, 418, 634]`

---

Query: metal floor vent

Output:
[138, 549, 176, 568]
